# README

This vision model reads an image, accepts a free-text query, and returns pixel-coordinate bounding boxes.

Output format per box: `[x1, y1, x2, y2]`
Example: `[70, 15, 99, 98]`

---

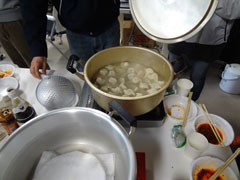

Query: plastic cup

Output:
[184, 132, 209, 159]
[176, 78, 193, 96]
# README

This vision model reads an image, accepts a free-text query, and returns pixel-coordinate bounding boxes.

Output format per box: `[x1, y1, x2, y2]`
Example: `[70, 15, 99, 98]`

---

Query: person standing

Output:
[168, 0, 240, 101]
[20, 0, 120, 79]
[0, 0, 32, 68]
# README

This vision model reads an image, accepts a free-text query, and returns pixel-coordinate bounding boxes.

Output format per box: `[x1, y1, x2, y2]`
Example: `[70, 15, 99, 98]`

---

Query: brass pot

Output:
[84, 46, 174, 116]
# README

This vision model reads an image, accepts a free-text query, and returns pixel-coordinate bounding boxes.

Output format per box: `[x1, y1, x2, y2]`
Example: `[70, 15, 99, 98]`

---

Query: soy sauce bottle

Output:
[7, 88, 36, 125]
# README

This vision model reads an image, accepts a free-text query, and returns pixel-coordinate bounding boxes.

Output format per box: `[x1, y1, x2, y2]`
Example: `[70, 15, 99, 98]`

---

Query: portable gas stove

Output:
[78, 82, 166, 128]
[67, 55, 166, 128]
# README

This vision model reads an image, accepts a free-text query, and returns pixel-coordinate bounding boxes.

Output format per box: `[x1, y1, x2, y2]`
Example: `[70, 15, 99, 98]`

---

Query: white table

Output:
[130, 118, 240, 179]
[13, 68, 84, 115]
[1, 68, 239, 179]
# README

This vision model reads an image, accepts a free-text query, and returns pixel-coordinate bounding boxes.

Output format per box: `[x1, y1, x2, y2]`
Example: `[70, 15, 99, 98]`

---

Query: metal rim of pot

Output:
[129, 0, 219, 43]
[0, 107, 137, 180]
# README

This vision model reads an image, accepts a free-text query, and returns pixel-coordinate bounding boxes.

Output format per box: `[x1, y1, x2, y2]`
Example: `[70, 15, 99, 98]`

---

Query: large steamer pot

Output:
[84, 46, 174, 116]
[0, 108, 137, 180]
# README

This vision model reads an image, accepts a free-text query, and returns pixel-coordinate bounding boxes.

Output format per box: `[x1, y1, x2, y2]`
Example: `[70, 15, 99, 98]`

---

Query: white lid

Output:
[129, 0, 219, 43]
[229, 64, 240, 76]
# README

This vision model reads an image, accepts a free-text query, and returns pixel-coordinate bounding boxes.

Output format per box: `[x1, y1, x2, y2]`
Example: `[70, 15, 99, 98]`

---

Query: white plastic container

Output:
[190, 156, 238, 180]
[219, 63, 240, 94]
[163, 94, 198, 124]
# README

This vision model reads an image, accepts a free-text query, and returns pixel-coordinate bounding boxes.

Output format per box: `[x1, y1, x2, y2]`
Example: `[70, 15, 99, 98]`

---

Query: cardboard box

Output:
[121, 19, 134, 46]
[132, 25, 156, 48]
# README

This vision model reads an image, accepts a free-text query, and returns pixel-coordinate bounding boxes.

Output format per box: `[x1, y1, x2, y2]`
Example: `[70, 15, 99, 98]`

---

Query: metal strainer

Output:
[36, 75, 79, 110]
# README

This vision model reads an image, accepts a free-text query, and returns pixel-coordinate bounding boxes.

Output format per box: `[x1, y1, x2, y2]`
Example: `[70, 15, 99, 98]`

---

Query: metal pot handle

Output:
[66, 55, 85, 81]
[108, 100, 137, 136]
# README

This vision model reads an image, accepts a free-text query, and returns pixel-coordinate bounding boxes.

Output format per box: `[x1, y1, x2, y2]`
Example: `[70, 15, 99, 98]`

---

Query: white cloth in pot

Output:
[33, 151, 115, 180]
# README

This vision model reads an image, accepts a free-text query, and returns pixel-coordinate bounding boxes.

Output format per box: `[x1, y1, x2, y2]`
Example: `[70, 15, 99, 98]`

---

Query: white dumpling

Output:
[111, 87, 122, 95]
[145, 68, 154, 74]
[146, 73, 158, 82]
[147, 88, 157, 94]
[158, 81, 165, 86]
[150, 82, 161, 90]
[116, 68, 125, 74]
[132, 77, 140, 84]
[123, 89, 135, 96]
[108, 70, 116, 77]
[139, 82, 149, 89]
[108, 77, 117, 85]
[99, 68, 108, 76]
[96, 77, 105, 85]
[127, 73, 136, 80]
[120, 62, 129, 67]
[119, 83, 127, 90]
[136, 93, 143, 97]
[127, 67, 135, 74]
[100, 86, 108, 92]
[105, 65, 114, 70]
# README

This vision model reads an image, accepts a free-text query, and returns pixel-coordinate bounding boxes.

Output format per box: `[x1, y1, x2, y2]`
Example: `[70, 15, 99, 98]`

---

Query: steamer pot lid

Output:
[129, 0, 219, 43]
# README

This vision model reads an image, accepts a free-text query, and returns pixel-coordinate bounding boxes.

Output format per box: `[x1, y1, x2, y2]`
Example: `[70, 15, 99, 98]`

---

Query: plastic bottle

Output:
[7, 88, 36, 125]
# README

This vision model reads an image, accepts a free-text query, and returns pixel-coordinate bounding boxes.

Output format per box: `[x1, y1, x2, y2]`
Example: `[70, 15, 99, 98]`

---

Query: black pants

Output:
[168, 42, 226, 101]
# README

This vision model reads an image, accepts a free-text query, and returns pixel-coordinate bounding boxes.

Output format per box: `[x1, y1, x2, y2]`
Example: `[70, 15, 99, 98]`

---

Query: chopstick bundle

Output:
[209, 148, 240, 180]
[199, 104, 225, 147]
[182, 92, 193, 127]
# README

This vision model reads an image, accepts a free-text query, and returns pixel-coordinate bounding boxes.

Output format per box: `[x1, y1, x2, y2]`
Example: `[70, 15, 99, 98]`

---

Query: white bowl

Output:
[190, 156, 238, 180]
[0, 64, 15, 78]
[163, 94, 198, 123]
[193, 114, 234, 146]
[0, 77, 19, 97]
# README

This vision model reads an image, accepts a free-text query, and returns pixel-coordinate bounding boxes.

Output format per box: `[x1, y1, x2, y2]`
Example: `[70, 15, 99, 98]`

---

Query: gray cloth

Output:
[0, 0, 22, 22]
[186, 0, 240, 45]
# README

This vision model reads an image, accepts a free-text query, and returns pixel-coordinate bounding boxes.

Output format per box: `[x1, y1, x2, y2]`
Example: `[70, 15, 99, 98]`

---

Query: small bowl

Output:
[193, 114, 234, 146]
[0, 64, 15, 78]
[163, 94, 198, 123]
[190, 156, 238, 180]
[0, 77, 19, 97]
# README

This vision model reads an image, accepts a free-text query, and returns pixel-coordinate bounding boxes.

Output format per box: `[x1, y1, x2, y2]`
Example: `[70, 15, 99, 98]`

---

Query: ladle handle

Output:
[109, 100, 137, 128]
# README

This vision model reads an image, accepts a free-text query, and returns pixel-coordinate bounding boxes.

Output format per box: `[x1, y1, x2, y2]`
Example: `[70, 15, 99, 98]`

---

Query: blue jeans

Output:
[66, 20, 120, 71]
[168, 51, 210, 101]
[168, 52, 187, 73]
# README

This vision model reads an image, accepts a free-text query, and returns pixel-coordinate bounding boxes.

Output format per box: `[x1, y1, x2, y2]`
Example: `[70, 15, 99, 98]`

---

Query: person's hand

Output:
[30, 56, 47, 79]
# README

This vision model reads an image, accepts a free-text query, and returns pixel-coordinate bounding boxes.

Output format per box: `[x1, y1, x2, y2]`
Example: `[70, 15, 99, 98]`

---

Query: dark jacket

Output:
[20, 0, 120, 58]
[0, 0, 22, 22]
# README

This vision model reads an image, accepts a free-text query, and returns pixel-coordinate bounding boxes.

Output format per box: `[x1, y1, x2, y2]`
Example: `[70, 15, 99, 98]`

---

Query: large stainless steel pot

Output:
[0, 108, 137, 180]
[84, 46, 174, 116]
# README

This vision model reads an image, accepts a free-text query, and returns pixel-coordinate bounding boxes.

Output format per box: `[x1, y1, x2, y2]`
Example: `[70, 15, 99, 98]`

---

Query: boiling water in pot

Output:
[93, 61, 166, 97]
